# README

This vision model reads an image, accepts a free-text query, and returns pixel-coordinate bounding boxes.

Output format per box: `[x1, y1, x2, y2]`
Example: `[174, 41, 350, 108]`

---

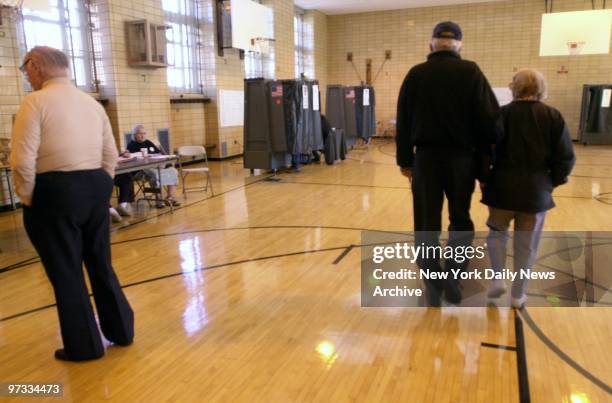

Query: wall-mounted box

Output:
[126, 19, 168, 68]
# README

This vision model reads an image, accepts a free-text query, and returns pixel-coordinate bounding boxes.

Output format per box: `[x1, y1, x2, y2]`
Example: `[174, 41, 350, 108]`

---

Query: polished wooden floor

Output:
[0, 140, 611, 402]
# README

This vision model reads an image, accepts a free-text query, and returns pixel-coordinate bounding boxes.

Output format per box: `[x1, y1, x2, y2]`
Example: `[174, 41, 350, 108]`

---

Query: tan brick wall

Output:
[327, 0, 612, 138]
[0, 16, 25, 206]
[98, 0, 172, 149]
[267, 0, 295, 80]
[170, 103, 207, 151]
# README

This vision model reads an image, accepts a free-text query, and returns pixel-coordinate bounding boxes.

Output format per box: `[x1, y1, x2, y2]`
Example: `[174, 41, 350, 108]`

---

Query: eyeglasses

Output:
[19, 59, 31, 73]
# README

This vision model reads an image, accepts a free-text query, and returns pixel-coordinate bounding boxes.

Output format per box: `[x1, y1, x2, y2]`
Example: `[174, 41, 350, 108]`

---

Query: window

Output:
[163, 0, 202, 93]
[294, 8, 313, 79]
[22, 0, 95, 90]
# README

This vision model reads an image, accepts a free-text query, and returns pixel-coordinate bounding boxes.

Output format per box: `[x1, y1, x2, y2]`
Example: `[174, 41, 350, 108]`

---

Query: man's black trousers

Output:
[411, 149, 476, 281]
[23, 169, 134, 359]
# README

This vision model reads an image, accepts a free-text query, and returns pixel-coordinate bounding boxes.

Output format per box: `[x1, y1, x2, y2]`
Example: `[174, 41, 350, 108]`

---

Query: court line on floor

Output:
[1, 166, 600, 274]
[3, 239, 611, 395]
[333, 245, 354, 264]
[278, 179, 594, 200]
[481, 342, 517, 352]
[109, 172, 276, 233]
[361, 142, 612, 182]
[514, 310, 531, 403]
[0, 173, 277, 273]
[347, 157, 612, 181]
[276, 180, 410, 191]
[0, 245, 349, 322]
[526, 292, 612, 306]
[519, 307, 612, 395]
[0, 225, 411, 275]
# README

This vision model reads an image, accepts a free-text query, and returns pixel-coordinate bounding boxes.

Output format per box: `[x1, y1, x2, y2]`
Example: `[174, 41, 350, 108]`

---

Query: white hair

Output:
[26, 46, 69, 77]
[510, 69, 548, 101]
[132, 124, 145, 136]
[431, 38, 462, 53]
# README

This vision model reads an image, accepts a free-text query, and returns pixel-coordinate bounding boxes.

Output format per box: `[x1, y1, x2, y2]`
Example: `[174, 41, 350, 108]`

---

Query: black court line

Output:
[3, 239, 612, 397]
[0, 173, 278, 273]
[279, 178, 594, 200]
[519, 308, 612, 396]
[109, 172, 275, 233]
[346, 157, 397, 166]
[574, 162, 612, 167]
[514, 310, 531, 403]
[571, 174, 612, 180]
[0, 238, 417, 322]
[376, 143, 396, 159]
[0, 245, 350, 322]
[481, 342, 518, 352]
[0, 225, 413, 275]
[0, 303, 57, 322]
[279, 180, 410, 191]
[526, 292, 612, 307]
[333, 245, 354, 264]
[0, 256, 39, 273]
[368, 141, 611, 195]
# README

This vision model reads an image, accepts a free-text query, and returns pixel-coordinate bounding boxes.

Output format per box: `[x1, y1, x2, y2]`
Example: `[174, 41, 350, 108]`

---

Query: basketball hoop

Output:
[249, 37, 274, 55]
[566, 41, 586, 55]
[0, 0, 23, 26]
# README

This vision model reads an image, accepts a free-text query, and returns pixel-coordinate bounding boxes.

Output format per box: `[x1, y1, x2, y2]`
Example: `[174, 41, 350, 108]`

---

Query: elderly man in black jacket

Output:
[396, 21, 499, 306]
[482, 69, 575, 308]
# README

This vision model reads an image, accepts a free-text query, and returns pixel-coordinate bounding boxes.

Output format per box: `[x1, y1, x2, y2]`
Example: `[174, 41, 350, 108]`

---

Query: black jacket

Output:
[482, 101, 576, 213]
[396, 50, 499, 175]
[127, 139, 161, 154]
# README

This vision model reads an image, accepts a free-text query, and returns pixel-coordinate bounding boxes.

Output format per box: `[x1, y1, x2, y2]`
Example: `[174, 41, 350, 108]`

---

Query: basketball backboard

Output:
[540, 10, 612, 56]
[231, 0, 273, 53]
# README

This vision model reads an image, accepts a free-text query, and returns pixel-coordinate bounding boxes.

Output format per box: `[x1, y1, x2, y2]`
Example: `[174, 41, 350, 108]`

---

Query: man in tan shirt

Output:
[10, 46, 134, 361]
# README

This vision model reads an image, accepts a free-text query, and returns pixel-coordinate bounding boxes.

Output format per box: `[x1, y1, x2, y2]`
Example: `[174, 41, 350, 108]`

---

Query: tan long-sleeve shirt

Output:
[10, 77, 118, 206]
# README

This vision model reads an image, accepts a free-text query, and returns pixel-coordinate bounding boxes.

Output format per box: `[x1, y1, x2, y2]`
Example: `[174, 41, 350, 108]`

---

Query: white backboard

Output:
[22, 0, 51, 12]
[231, 0, 273, 52]
[540, 10, 612, 56]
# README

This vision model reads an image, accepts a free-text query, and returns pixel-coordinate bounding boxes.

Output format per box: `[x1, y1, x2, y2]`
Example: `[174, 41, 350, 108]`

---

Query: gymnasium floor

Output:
[0, 140, 610, 402]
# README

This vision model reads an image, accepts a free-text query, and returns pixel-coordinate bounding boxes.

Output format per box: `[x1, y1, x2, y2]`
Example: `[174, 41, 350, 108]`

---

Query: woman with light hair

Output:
[481, 69, 575, 308]
[127, 124, 180, 207]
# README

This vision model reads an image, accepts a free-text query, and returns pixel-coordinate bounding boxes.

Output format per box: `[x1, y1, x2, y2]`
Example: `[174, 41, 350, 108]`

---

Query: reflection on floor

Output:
[0, 140, 610, 402]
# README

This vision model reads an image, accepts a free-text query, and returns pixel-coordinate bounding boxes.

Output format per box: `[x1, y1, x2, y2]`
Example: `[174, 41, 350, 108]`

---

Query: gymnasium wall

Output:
[326, 0, 612, 138]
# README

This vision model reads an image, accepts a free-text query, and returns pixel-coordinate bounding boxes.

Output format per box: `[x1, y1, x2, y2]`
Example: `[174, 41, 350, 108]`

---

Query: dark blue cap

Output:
[432, 21, 462, 41]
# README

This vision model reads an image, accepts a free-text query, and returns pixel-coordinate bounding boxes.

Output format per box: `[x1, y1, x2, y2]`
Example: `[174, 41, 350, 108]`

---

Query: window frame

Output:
[21, 0, 96, 92]
[293, 7, 313, 79]
[163, 0, 204, 94]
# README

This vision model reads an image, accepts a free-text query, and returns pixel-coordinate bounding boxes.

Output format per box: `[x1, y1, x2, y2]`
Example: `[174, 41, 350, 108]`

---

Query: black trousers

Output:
[114, 173, 135, 203]
[412, 149, 475, 284]
[23, 169, 134, 359]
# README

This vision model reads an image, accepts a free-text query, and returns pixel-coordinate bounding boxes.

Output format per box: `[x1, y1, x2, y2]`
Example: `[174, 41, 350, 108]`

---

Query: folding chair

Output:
[123, 132, 172, 210]
[177, 145, 214, 198]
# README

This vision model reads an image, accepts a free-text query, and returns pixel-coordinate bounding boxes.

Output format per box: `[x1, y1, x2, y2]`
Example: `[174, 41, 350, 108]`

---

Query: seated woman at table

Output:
[127, 124, 180, 207]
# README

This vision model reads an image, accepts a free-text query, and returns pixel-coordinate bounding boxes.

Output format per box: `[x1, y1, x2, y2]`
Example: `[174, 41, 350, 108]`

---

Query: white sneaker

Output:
[487, 279, 507, 298]
[116, 204, 132, 217]
[109, 208, 122, 223]
[511, 294, 528, 309]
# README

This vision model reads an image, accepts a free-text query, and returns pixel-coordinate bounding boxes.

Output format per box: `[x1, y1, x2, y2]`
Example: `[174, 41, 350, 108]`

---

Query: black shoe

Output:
[111, 339, 133, 347]
[444, 279, 463, 305]
[54, 349, 103, 362]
